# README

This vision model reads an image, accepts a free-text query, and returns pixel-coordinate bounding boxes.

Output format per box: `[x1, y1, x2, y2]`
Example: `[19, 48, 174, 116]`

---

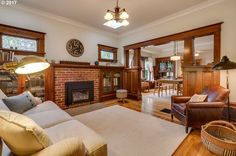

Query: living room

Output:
[0, 0, 236, 156]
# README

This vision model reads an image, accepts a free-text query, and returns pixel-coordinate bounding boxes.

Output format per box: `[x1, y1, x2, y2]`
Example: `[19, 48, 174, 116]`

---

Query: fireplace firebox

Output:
[65, 81, 94, 106]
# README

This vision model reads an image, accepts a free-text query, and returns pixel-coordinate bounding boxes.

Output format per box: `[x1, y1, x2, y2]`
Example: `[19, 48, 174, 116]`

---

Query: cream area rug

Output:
[74, 105, 187, 156]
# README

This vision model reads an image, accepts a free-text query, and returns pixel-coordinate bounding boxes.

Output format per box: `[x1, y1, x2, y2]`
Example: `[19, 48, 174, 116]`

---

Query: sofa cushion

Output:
[24, 101, 60, 115]
[31, 137, 86, 156]
[2, 91, 37, 113]
[0, 110, 52, 156]
[0, 89, 7, 99]
[26, 109, 72, 128]
[0, 100, 9, 111]
[172, 103, 186, 115]
[45, 120, 107, 155]
[0, 90, 9, 111]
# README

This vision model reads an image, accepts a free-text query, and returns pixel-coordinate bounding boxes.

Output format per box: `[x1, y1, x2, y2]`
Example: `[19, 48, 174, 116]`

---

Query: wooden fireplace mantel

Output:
[51, 63, 125, 69]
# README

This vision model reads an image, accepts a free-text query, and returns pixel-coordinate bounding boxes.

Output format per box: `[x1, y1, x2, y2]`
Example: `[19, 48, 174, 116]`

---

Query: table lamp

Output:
[212, 56, 236, 121]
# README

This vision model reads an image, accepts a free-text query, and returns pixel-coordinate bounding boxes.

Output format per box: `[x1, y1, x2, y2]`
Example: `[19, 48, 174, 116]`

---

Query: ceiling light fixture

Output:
[170, 41, 181, 61]
[104, 0, 129, 29]
[195, 53, 200, 57]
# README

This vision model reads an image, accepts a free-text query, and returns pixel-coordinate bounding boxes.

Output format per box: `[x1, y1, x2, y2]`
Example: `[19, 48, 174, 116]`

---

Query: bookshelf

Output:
[0, 50, 15, 66]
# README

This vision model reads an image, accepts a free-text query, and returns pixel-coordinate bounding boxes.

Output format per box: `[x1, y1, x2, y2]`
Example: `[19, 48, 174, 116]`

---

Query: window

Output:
[2, 35, 37, 52]
[0, 24, 46, 56]
[98, 44, 117, 62]
[193, 35, 214, 66]
[101, 50, 114, 60]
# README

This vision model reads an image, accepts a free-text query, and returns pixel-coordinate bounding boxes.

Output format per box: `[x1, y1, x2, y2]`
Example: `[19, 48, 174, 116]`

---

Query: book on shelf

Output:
[0, 50, 15, 62]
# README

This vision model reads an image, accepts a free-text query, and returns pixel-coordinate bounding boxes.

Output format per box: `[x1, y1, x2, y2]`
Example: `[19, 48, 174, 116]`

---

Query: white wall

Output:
[0, 6, 119, 64]
[119, 0, 236, 101]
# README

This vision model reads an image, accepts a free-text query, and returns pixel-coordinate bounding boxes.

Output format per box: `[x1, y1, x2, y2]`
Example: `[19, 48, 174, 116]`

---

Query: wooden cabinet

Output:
[0, 70, 46, 100]
[99, 67, 124, 101]
[155, 57, 175, 79]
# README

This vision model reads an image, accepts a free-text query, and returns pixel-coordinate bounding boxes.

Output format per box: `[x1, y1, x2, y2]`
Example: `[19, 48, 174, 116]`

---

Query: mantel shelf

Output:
[51, 63, 125, 69]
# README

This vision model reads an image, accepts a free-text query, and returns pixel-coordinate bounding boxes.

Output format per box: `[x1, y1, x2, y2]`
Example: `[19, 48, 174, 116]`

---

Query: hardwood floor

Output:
[173, 131, 215, 156]
[66, 92, 215, 156]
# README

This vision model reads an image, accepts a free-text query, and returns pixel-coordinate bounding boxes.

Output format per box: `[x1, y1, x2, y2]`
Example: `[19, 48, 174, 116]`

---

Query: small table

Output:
[155, 79, 183, 96]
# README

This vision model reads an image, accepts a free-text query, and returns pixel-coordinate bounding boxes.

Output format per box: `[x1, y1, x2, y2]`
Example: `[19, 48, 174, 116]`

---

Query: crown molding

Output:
[11, 4, 119, 39]
[119, 0, 225, 38]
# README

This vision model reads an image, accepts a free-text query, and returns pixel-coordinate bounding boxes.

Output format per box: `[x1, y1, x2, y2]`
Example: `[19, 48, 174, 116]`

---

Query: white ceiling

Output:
[18, 0, 208, 34]
[142, 35, 214, 55]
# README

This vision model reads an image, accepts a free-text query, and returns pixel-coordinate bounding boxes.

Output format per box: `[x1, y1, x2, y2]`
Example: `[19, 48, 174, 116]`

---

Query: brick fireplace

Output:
[53, 66, 100, 109]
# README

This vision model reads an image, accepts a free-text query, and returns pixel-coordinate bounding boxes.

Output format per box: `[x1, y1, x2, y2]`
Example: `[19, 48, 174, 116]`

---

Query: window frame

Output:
[98, 44, 118, 62]
[0, 24, 46, 56]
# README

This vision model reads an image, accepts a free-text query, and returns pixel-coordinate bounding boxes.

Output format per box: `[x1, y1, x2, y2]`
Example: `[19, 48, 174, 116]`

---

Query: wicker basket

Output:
[201, 120, 236, 156]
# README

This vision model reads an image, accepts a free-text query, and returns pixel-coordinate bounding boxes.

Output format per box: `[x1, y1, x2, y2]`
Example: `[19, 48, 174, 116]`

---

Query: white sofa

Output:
[0, 98, 107, 156]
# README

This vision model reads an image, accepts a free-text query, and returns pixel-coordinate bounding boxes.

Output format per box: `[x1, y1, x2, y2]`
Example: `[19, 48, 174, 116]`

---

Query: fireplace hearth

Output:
[65, 81, 94, 106]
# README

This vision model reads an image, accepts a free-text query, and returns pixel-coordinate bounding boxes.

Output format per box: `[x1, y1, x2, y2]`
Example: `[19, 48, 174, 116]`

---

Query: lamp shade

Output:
[120, 10, 129, 20]
[170, 55, 181, 61]
[15, 56, 50, 74]
[212, 56, 236, 70]
[104, 11, 113, 20]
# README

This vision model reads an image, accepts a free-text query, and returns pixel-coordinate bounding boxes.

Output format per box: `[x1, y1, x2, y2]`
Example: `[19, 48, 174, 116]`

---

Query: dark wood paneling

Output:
[183, 66, 220, 96]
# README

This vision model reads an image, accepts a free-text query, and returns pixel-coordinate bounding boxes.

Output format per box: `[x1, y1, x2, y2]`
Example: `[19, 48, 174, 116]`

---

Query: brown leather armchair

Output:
[171, 86, 230, 133]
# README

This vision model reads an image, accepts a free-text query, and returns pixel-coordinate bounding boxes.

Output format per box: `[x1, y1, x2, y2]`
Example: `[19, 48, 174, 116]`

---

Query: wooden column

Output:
[124, 49, 129, 68]
[44, 65, 54, 101]
[214, 31, 221, 63]
[183, 37, 194, 66]
[17, 75, 26, 94]
[123, 48, 142, 100]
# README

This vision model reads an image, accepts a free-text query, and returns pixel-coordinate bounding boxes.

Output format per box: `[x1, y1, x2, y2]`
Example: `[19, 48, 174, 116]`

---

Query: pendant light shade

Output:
[170, 41, 181, 61]
[103, 0, 129, 29]
[170, 55, 181, 61]
[104, 11, 113, 20]
[120, 10, 129, 20]
[121, 20, 129, 26]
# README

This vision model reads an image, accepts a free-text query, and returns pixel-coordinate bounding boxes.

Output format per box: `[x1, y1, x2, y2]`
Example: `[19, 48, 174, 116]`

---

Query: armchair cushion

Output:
[186, 102, 225, 109]
[171, 96, 191, 103]
[172, 103, 186, 115]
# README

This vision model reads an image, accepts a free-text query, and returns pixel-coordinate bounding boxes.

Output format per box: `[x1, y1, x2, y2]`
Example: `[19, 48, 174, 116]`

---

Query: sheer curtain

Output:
[145, 57, 154, 81]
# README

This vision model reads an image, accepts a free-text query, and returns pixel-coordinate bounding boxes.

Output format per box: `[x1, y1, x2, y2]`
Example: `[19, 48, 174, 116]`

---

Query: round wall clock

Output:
[66, 39, 84, 57]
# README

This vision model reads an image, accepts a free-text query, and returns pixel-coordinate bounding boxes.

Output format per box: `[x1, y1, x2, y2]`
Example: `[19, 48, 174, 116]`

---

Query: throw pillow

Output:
[2, 91, 37, 114]
[0, 110, 52, 155]
[189, 94, 207, 103]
